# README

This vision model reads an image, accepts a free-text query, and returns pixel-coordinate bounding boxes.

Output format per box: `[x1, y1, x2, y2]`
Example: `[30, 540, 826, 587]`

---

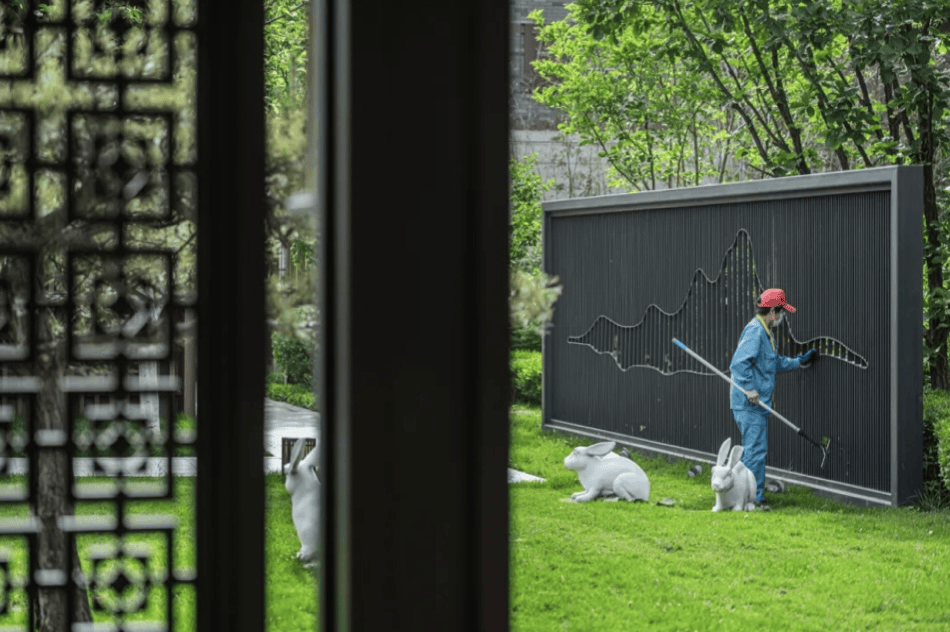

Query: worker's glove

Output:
[746, 389, 759, 406]
[798, 349, 819, 368]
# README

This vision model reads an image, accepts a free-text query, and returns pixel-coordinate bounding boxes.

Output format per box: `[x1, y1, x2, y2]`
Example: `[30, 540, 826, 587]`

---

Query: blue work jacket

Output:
[729, 317, 801, 412]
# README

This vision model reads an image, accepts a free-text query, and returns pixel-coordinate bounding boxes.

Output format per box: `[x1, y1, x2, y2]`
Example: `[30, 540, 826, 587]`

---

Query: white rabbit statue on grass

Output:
[284, 437, 321, 562]
[563, 441, 650, 502]
[710, 437, 756, 512]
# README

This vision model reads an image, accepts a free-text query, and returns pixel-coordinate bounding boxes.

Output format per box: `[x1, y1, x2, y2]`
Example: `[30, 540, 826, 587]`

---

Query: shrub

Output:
[922, 386, 950, 505]
[511, 350, 542, 407]
[271, 331, 315, 385]
[511, 324, 542, 352]
[936, 404, 950, 495]
[267, 382, 319, 411]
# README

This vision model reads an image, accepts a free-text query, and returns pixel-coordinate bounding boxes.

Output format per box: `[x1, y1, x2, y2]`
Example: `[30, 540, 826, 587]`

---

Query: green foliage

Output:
[263, 3, 315, 372]
[531, 5, 730, 190]
[510, 268, 562, 335]
[509, 153, 561, 341]
[271, 331, 315, 385]
[511, 350, 542, 407]
[290, 238, 314, 273]
[510, 153, 553, 273]
[266, 382, 318, 411]
[511, 323, 542, 352]
[925, 386, 950, 500]
[265, 0, 310, 114]
[534, 0, 950, 387]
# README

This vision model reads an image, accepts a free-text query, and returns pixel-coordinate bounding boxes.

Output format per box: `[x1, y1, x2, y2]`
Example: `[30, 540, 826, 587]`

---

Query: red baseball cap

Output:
[757, 288, 796, 313]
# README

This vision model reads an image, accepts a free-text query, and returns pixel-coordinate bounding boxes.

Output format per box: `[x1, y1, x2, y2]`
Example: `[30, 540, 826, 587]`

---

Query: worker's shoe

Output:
[754, 500, 770, 511]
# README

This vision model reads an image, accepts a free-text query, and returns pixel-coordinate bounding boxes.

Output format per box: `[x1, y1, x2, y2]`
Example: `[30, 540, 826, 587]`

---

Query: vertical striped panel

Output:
[544, 170, 922, 505]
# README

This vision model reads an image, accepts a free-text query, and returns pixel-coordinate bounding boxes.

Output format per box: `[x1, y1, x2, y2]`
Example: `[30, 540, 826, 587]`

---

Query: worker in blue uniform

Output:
[730, 289, 818, 509]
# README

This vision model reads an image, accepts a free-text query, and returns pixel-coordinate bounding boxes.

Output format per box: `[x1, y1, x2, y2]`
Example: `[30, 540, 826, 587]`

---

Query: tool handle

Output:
[672, 338, 802, 433]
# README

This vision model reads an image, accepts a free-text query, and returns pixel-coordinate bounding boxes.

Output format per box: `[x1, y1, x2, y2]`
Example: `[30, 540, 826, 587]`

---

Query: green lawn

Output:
[2, 406, 945, 631]
[509, 404, 950, 632]
[0, 474, 317, 631]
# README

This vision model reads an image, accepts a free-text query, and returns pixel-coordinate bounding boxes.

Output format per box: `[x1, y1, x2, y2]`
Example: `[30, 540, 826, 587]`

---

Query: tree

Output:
[531, 5, 738, 191]
[265, 0, 310, 114]
[509, 154, 561, 341]
[264, 0, 316, 366]
[538, 0, 950, 388]
[509, 153, 554, 273]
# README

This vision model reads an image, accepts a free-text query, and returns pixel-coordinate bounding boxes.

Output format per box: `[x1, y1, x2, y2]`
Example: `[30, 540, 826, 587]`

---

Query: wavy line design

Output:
[566, 229, 869, 375]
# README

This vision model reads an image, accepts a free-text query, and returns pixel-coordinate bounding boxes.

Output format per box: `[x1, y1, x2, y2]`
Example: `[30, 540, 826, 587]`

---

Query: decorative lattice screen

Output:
[0, 0, 197, 627]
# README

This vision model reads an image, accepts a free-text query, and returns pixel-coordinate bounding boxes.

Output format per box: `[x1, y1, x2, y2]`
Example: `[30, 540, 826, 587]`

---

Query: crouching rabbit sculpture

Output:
[563, 441, 650, 502]
[284, 437, 321, 561]
[710, 437, 756, 512]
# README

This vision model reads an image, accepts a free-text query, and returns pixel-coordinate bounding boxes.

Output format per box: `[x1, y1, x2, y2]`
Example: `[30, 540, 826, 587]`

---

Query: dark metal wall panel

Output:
[543, 167, 922, 506]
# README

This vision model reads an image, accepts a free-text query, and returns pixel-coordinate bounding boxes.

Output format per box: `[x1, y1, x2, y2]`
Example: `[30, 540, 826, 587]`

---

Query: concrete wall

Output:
[509, 1, 568, 131]
[508, 2, 631, 201]
[509, 130, 628, 201]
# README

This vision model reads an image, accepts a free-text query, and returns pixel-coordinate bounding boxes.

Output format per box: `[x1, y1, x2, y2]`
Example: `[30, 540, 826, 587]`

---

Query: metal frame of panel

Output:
[543, 166, 922, 507]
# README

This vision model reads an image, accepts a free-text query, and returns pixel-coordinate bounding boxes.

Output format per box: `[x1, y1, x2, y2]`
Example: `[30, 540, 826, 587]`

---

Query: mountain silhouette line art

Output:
[566, 229, 868, 376]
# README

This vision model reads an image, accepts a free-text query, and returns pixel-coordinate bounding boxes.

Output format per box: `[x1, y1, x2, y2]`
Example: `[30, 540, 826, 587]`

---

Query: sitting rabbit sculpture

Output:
[563, 441, 650, 502]
[710, 437, 756, 512]
[284, 437, 321, 561]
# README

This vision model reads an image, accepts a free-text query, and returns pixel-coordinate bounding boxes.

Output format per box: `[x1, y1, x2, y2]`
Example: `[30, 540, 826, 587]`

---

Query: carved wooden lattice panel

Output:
[0, 0, 197, 628]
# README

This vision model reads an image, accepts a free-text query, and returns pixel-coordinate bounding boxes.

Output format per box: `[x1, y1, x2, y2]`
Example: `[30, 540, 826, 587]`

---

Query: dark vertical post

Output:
[894, 166, 924, 504]
[196, 0, 266, 630]
[543, 207, 553, 428]
[322, 0, 510, 629]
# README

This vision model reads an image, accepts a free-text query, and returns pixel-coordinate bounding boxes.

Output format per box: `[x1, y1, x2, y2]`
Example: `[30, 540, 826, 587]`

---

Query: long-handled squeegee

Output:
[672, 338, 829, 469]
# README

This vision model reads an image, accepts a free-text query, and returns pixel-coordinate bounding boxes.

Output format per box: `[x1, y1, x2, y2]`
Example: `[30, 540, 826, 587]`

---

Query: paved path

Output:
[0, 399, 544, 481]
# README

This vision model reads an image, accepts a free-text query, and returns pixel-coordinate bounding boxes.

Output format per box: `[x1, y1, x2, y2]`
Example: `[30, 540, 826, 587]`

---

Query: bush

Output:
[922, 386, 950, 506]
[267, 382, 319, 411]
[271, 331, 315, 385]
[511, 324, 542, 352]
[935, 404, 950, 495]
[511, 350, 542, 407]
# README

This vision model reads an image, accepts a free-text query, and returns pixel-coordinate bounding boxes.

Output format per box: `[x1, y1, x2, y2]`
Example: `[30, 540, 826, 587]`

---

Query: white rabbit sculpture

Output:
[284, 437, 321, 562]
[710, 437, 756, 512]
[563, 441, 650, 502]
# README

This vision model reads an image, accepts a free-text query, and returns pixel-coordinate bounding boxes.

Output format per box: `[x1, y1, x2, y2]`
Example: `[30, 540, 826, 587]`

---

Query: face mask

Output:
[774, 311, 784, 326]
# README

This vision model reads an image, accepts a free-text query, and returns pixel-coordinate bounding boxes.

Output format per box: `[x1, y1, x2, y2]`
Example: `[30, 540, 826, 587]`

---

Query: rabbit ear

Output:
[716, 438, 732, 466]
[728, 445, 744, 469]
[289, 438, 307, 473]
[584, 441, 616, 457]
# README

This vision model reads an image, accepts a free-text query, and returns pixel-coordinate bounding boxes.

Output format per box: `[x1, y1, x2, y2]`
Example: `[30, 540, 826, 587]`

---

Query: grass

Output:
[509, 404, 950, 632]
[0, 474, 317, 631]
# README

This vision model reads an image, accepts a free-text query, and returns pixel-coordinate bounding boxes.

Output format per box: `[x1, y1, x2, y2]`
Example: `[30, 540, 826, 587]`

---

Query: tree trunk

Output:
[34, 318, 92, 629]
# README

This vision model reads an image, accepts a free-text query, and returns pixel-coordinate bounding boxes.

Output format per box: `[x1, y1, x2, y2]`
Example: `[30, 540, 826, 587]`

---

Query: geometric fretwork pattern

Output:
[0, 0, 196, 628]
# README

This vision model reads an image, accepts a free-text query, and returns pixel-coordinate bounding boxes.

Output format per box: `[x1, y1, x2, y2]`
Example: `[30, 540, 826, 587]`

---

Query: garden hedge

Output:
[922, 386, 950, 496]
[511, 349, 542, 407]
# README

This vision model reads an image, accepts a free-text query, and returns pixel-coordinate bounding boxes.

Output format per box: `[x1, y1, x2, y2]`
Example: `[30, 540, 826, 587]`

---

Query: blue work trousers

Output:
[733, 408, 768, 503]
